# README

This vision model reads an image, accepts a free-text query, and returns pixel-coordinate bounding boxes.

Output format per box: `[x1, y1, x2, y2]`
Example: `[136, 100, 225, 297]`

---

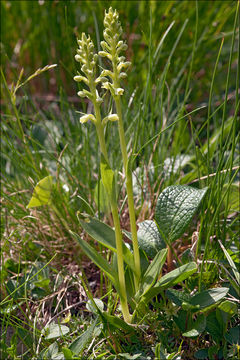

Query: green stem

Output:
[93, 97, 132, 323]
[111, 201, 132, 323]
[112, 61, 141, 291]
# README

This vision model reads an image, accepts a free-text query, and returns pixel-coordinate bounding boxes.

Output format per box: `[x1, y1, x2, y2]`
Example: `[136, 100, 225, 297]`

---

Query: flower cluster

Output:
[74, 33, 103, 105]
[74, 32, 119, 125]
[99, 7, 131, 97]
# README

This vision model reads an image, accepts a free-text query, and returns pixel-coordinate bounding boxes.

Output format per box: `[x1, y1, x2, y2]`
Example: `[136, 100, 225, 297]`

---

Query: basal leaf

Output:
[101, 312, 134, 332]
[157, 262, 198, 289]
[43, 323, 69, 340]
[137, 220, 166, 258]
[143, 262, 198, 303]
[183, 314, 206, 338]
[224, 326, 240, 345]
[155, 185, 207, 243]
[189, 287, 229, 310]
[206, 312, 223, 342]
[218, 300, 238, 317]
[86, 298, 104, 314]
[79, 217, 135, 273]
[140, 248, 167, 296]
[165, 289, 191, 307]
[69, 317, 98, 355]
[79, 217, 117, 252]
[70, 231, 119, 292]
[27, 175, 53, 208]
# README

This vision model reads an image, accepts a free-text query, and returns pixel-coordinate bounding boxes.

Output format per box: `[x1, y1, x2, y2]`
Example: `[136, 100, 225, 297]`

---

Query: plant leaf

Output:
[140, 248, 167, 296]
[43, 342, 59, 359]
[137, 220, 166, 258]
[101, 311, 134, 332]
[143, 262, 198, 303]
[100, 156, 115, 200]
[206, 312, 223, 342]
[94, 179, 111, 214]
[165, 289, 191, 307]
[43, 323, 69, 340]
[69, 317, 98, 355]
[70, 231, 119, 292]
[219, 240, 240, 286]
[189, 287, 229, 310]
[155, 185, 207, 243]
[224, 326, 240, 345]
[218, 300, 238, 317]
[86, 298, 104, 314]
[157, 262, 198, 289]
[183, 314, 206, 338]
[27, 175, 53, 208]
[78, 216, 135, 273]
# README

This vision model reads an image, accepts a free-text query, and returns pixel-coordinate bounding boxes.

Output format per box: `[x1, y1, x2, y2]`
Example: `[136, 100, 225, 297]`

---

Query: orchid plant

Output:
[27, 8, 212, 325]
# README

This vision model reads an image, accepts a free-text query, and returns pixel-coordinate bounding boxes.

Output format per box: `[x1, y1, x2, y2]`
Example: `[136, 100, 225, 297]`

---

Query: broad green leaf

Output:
[142, 262, 197, 304]
[194, 349, 209, 360]
[27, 175, 52, 208]
[208, 345, 220, 360]
[219, 240, 240, 286]
[183, 314, 206, 337]
[140, 249, 167, 296]
[101, 311, 134, 332]
[189, 287, 229, 310]
[86, 298, 104, 314]
[157, 262, 198, 289]
[206, 312, 223, 342]
[155, 185, 207, 243]
[70, 231, 119, 292]
[78, 217, 135, 273]
[163, 154, 192, 177]
[100, 156, 115, 200]
[223, 183, 240, 212]
[165, 289, 191, 307]
[62, 348, 73, 360]
[43, 323, 69, 340]
[43, 342, 59, 359]
[218, 300, 238, 317]
[224, 326, 240, 345]
[69, 317, 98, 355]
[119, 353, 142, 359]
[137, 220, 166, 258]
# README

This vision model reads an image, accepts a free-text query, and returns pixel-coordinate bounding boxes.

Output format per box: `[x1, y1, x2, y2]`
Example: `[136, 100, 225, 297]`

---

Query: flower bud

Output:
[75, 54, 81, 62]
[99, 51, 108, 58]
[95, 76, 108, 84]
[102, 113, 119, 126]
[108, 114, 119, 121]
[119, 72, 127, 79]
[74, 75, 84, 82]
[77, 91, 85, 98]
[79, 114, 96, 124]
[117, 40, 123, 48]
[115, 88, 124, 96]
[100, 41, 110, 51]
[117, 61, 131, 72]
[100, 69, 114, 79]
